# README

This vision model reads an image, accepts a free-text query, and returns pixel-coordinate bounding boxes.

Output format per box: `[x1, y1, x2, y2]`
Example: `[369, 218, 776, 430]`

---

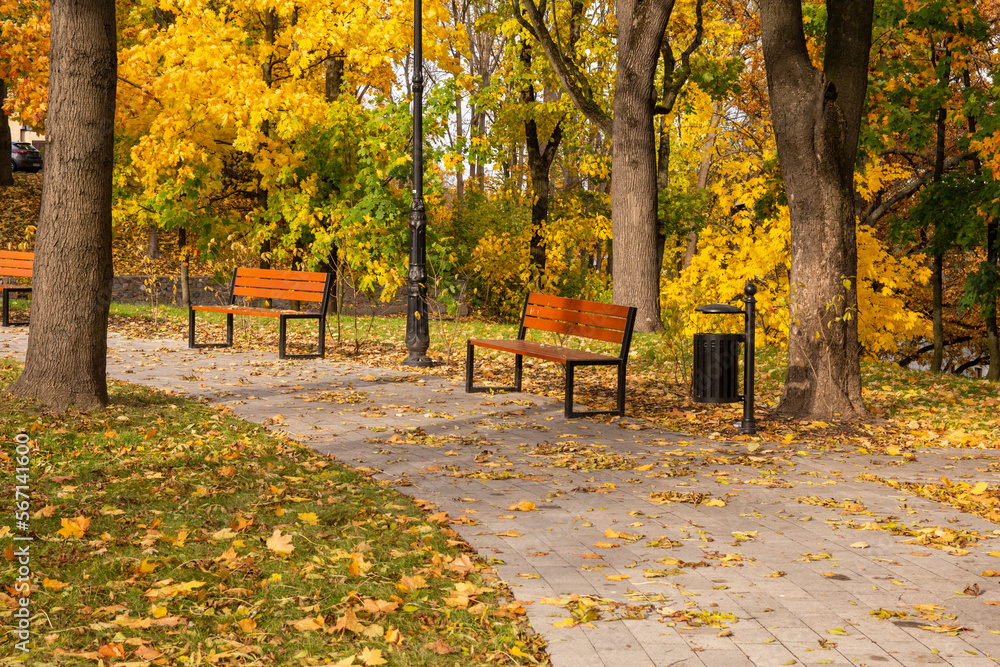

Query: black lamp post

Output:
[403, 0, 433, 367]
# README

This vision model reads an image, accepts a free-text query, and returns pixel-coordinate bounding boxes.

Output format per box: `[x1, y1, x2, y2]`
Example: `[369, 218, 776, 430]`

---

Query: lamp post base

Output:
[403, 354, 435, 367]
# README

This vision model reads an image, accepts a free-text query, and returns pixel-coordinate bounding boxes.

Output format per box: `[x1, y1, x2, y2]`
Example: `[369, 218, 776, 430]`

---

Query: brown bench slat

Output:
[0, 267, 31, 278]
[233, 286, 329, 302]
[234, 276, 330, 294]
[521, 315, 626, 345]
[529, 292, 632, 318]
[525, 303, 629, 331]
[469, 339, 618, 364]
[237, 267, 328, 282]
[191, 305, 298, 318]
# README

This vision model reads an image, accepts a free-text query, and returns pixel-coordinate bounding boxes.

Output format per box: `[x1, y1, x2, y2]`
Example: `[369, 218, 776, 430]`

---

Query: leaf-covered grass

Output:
[0, 359, 547, 666]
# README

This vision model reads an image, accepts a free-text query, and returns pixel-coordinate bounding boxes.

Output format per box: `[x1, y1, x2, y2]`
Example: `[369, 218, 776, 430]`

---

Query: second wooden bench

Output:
[188, 267, 333, 359]
[466, 293, 637, 418]
[0, 250, 33, 327]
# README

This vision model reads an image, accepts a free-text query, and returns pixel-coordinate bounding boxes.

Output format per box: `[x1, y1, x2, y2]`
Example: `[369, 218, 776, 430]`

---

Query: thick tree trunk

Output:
[761, 0, 872, 419]
[610, 0, 675, 333]
[0, 80, 13, 187]
[10, 0, 117, 411]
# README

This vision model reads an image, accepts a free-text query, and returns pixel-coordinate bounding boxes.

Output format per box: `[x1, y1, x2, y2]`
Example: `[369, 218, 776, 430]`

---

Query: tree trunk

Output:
[178, 226, 190, 307]
[455, 88, 464, 201]
[0, 80, 13, 187]
[930, 252, 944, 372]
[684, 106, 722, 269]
[521, 39, 563, 284]
[147, 225, 160, 258]
[10, 0, 117, 411]
[610, 0, 675, 332]
[987, 219, 999, 381]
[760, 0, 872, 419]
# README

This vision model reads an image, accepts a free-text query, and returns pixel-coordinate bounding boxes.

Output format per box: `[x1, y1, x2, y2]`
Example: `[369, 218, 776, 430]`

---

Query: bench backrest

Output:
[0, 251, 33, 282]
[520, 293, 637, 356]
[230, 268, 332, 313]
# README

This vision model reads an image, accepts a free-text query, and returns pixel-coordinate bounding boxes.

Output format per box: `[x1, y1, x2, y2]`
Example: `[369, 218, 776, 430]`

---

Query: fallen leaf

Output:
[266, 528, 294, 556]
[507, 500, 536, 512]
[56, 516, 90, 539]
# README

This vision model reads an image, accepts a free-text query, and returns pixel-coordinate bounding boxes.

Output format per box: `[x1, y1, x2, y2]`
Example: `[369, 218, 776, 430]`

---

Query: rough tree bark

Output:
[760, 0, 873, 418]
[520, 36, 563, 281]
[9, 0, 117, 410]
[519, 0, 702, 332]
[0, 80, 13, 187]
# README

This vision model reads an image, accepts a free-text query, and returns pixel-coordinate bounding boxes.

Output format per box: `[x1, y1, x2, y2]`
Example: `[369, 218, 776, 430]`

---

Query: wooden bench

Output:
[0, 250, 33, 327]
[188, 267, 333, 359]
[466, 293, 637, 418]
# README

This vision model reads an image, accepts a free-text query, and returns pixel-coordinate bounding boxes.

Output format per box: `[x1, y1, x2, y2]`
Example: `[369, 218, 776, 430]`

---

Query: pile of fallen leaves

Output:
[0, 359, 548, 665]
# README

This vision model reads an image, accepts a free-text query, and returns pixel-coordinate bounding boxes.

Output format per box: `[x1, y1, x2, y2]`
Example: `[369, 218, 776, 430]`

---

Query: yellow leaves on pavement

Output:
[605, 574, 630, 581]
[56, 516, 90, 539]
[506, 500, 536, 511]
[493, 530, 523, 538]
[265, 528, 294, 556]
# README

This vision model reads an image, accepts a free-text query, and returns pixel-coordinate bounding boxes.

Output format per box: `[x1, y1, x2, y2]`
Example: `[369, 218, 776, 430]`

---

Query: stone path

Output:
[4, 329, 1000, 666]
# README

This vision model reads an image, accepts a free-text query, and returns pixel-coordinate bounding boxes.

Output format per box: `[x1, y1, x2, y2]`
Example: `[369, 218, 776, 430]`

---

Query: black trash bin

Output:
[692, 283, 758, 434]
[692, 332, 743, 403]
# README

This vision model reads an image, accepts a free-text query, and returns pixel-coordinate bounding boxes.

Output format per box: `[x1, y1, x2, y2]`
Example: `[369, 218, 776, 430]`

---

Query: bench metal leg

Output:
[1, 289, 30, 327]
[465, 342, 521, 394]
[565, 362, 627, 419]
[188, 309, 234, 349]
[278, 315, 325, 360]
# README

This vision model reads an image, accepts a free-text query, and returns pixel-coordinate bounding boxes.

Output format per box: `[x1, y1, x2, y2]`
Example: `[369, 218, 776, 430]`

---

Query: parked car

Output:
[11, 142, 43, 172]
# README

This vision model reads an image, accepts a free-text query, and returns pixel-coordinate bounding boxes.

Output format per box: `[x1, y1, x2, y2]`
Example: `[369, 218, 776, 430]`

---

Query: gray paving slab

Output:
[4, 327, 1000, 666]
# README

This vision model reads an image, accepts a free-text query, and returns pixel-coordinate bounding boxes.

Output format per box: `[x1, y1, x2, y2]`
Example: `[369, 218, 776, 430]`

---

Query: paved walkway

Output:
[4, 329, 1000, 666]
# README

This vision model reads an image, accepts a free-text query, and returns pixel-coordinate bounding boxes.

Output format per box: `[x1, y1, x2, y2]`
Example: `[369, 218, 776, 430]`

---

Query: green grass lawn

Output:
[0, 359, 546, 666]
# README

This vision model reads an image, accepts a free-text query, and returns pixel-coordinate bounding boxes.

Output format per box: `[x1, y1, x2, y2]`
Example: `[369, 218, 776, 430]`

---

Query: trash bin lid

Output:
[695, 304, 744, 314]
